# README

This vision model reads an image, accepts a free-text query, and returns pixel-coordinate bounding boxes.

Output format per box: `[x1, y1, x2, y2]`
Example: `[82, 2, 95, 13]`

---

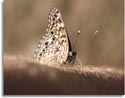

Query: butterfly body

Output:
[34, 8, 76, 65]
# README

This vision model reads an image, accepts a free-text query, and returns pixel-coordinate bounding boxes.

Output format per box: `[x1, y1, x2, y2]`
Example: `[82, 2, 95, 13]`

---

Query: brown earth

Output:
[4, 54, 124, 95]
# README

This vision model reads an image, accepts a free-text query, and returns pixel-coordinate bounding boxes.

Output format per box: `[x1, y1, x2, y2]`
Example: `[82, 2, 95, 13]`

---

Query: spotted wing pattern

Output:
[33, 8, 69, 65]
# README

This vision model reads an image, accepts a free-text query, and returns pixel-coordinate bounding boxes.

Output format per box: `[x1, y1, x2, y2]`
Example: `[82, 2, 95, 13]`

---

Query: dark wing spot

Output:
[53, 37, 55, 40]
[55, 47, 59, 52]
[61, 40, 64, 43]
[45, 42, 48, 45]
[53, 18, 55, 21]
[61, 35, 66, 38]
[56, 11, 59, 13]
[54, 14, 57, 18]
[39, 53, 42, 56]
[51, 32, 53, 34]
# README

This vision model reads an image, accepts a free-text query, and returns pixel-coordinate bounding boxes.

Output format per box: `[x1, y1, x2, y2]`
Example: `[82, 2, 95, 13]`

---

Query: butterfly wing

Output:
[34, 8, 69, 65]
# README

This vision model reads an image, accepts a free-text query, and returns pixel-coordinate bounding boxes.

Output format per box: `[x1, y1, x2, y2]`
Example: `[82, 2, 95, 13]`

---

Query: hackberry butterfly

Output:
[33, 8, 77, 65]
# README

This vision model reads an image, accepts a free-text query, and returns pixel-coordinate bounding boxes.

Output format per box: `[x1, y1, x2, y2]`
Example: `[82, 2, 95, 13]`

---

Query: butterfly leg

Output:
[71, 57, 76, 65]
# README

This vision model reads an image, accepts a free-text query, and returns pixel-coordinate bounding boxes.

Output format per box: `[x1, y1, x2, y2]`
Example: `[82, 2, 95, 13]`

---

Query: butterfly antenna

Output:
[73, 30, 80, 51]
[73, 30, 99, 66]
[72, 30, 82, 66]
[75, 30, 99, 50]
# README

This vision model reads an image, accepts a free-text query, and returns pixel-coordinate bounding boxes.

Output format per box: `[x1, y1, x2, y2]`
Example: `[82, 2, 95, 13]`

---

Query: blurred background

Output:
[4, 0, 124, 68]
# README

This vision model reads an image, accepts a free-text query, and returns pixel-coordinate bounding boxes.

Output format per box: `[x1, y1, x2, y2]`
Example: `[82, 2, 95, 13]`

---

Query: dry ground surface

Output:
[4, 54, 124, 95]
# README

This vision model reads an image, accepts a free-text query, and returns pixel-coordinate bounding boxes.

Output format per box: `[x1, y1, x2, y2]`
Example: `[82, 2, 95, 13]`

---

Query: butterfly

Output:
[33, 8, 77, 65]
